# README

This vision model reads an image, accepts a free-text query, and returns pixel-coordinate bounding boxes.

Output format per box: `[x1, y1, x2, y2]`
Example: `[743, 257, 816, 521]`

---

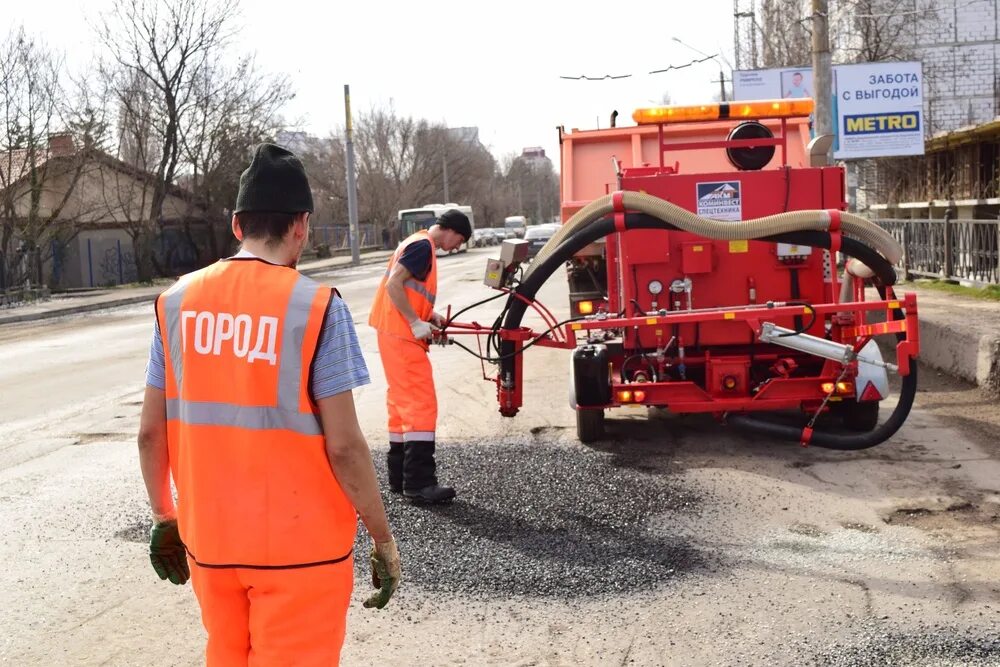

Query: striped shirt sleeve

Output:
[145, 320, 167, 390]
[311, 294, 371, 400]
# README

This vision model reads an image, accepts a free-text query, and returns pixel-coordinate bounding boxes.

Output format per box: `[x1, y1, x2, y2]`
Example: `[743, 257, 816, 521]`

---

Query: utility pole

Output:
[343, 85, 360, 265]
[811, 0, 833, 140]
[714, 71, 728, 101]
[442, 156, 450, 202]
[536, 181, 542, 226]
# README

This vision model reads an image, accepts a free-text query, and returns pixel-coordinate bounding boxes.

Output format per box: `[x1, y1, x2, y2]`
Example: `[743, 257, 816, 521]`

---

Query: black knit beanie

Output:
[234, 144, 314, 214]
[437, 209, 472, 241]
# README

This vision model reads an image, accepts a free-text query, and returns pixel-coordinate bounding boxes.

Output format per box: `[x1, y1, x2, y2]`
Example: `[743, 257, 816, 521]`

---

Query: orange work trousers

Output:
[188, 556, 353, 667]
[377, 331, 437, 442]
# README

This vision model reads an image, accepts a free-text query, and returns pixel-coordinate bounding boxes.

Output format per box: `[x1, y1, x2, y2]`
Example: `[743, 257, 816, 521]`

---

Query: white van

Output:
[503, 215, 527, 239]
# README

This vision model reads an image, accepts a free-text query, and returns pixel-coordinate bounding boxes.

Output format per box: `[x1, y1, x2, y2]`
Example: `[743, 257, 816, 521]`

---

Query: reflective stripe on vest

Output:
[161, 272, 321, 434]
[405, 280, 436, 305]
[368, 231, 438, 338]
[165, 399, 322, 435]
[379, 267, 438, 305]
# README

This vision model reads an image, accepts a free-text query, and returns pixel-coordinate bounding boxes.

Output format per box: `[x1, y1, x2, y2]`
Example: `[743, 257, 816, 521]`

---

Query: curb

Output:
[917, 318, 1000, 395]
[0, 292, 162, 326]
[0, 253, 391, 326]
[871, 305, 1000, 396]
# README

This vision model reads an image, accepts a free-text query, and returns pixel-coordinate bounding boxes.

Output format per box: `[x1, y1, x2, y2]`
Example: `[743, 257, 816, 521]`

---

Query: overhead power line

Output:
[649, 54, 719, 75]
[559, 54, 721, 80]
[559, 73, 632, 81]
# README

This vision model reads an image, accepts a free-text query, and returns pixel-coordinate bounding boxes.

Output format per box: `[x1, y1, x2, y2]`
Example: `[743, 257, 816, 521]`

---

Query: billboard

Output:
[733, 67, 814, 100]
[833, 61, 923, 159]
[732, 62, 924, 159]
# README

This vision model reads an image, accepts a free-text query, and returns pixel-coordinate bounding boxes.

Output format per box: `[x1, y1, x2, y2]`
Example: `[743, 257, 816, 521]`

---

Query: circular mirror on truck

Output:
[726, 121, 775, 171]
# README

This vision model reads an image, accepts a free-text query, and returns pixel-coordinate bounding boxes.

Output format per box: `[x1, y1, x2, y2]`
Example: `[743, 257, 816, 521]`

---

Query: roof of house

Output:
[0, 142, 202, 209]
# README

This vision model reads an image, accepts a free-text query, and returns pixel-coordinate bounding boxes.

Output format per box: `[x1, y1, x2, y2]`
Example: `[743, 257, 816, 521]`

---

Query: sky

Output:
[7, 0, 737, 166]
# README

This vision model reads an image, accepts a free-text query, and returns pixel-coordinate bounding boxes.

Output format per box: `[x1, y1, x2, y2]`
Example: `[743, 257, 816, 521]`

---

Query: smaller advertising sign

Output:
[697, 181, 742, 222]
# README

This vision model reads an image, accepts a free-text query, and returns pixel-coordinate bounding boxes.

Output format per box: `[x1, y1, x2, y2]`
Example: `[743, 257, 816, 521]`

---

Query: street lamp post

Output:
[671, 36, 729, 102]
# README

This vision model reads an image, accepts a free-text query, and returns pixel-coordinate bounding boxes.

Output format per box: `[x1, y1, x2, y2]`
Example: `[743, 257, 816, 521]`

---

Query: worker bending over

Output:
[369, 210, 471, 503]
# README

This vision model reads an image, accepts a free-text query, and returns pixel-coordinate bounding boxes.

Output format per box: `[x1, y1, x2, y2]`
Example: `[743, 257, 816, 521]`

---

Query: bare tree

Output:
[298, 132, 347, 230]
[758, 0, 813, 68]
[180, 54, 292, 258]
[504, 154, 559, 225]
[96, 0, 237, 281]
[0, 27, 105, 289]
[300, 105, 558, 243]
[835, 0, 933, 63]
[757, 0, 935, 69]
[352, 106, 424, 235]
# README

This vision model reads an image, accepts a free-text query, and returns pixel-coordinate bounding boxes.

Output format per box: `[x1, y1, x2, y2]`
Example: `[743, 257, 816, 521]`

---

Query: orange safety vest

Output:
[155, 258, 357, 568]
[368, 230, 438, 339]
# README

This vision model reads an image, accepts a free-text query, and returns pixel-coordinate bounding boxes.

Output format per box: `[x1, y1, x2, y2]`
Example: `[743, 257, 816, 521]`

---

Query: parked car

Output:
[524, 223, 559, 259]
[471, 228, 494, 248]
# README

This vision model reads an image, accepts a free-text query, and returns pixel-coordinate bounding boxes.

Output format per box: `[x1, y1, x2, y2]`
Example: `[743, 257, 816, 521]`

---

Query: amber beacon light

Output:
[633, 98, 815, 125]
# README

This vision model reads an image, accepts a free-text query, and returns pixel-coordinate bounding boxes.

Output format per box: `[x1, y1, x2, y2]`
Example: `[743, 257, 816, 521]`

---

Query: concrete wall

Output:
[62, 229, 137, 289]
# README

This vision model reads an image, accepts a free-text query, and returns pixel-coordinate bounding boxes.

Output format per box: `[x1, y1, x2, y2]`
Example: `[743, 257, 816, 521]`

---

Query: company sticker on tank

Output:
[696, 181, 742, 222]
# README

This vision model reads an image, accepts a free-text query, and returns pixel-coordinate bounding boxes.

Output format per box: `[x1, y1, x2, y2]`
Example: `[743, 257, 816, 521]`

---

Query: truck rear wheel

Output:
[576, 409, 605, 443]
[835, 400, 880, 432]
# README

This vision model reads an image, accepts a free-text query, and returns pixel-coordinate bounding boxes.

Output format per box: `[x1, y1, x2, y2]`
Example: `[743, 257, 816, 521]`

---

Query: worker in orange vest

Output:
[137, 143, 400, 666]
[369, 210, 471, 503]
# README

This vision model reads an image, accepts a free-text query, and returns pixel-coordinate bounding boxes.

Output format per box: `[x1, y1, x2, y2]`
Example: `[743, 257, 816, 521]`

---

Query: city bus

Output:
[396, 203, 475, 255]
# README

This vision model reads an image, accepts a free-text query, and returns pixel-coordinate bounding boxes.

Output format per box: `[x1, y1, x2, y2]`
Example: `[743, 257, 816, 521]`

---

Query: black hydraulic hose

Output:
[728, 283, 916, 450]
[443, 289, 510, 330]
[500, 212, 917, 450]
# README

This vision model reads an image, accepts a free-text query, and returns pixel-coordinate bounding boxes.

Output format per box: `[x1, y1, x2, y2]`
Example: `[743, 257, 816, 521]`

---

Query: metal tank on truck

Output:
[432, 98, 920, 450]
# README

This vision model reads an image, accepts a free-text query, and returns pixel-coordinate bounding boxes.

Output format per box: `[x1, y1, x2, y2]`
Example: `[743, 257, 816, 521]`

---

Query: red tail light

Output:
[858, 381, 883, 402]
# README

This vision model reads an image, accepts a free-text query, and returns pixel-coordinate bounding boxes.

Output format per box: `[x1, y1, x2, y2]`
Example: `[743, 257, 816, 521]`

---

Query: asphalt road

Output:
[1, 247, 999, 666]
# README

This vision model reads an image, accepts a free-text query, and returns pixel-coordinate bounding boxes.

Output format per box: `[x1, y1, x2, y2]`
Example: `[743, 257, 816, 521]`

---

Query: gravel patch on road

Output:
[802, 623, 1000, 666]
[745, 524, 937, 570]
[357, 439, 707, 598]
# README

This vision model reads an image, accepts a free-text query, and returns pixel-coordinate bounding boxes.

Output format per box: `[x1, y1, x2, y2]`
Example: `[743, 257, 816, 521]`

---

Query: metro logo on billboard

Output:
[843, 112, 920, 135]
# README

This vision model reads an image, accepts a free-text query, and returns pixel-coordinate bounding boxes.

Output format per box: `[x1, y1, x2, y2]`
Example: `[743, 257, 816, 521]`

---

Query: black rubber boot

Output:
[387, 441, 404, 494]
[403, 441, 456, 504]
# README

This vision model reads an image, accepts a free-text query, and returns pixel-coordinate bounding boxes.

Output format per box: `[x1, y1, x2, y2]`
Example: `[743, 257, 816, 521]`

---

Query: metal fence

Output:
[312, 224, 379, 251]
[874, 215, 1000, 285]
[0, 285, 50, 309]
[78, 227, 216, 288]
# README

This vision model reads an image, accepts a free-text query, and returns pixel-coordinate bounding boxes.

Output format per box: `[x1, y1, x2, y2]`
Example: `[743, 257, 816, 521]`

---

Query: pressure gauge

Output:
[648, 279, 663, 296]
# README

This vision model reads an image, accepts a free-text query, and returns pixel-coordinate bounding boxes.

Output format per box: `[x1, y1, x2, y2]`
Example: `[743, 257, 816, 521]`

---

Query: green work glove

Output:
[363, 539, 401, 609]
[149, 519, 190, 585]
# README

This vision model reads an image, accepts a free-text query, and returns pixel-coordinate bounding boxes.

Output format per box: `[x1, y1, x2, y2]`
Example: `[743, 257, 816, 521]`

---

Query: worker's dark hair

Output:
[235, 211, 301, 244]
